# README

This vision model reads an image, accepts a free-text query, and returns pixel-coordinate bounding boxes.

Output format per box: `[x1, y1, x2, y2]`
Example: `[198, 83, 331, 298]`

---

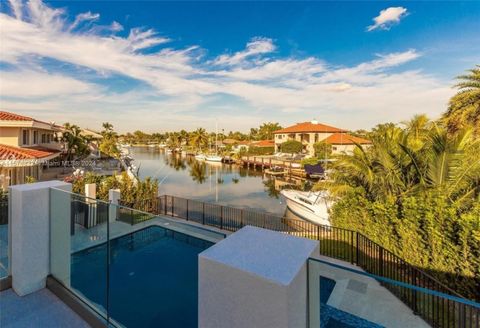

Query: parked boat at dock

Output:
[280, 190, 331, 226]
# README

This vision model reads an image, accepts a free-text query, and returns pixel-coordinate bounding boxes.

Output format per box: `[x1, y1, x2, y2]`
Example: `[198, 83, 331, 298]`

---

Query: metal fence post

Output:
[186, 199, 189, 221]
[172, 196, 174, 217]
[356, 232, 360, 265]
[202, 202, 205, 225]
[164, 195, 167, 214]
[350, 231, 354, 264]
[379, 247, 384, 276]
[220, 206, 224, 230]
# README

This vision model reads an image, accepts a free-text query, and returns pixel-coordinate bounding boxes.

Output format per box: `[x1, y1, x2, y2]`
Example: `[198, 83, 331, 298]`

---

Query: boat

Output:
[205, 155, 223, 162]
[280, 189, 331, 226]
[265, 166, 286, 176]
[205, 121, 223, 162]
[195, 154, 206, 161]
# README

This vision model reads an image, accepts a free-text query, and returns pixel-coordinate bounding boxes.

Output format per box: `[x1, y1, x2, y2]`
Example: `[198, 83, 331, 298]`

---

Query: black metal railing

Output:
[118, 195, 479, 328]
[70, 198, 109, 235]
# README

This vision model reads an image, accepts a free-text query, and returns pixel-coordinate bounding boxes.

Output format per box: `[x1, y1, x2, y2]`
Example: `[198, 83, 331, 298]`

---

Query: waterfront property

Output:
[0, 111, 63, 189]
[0, 181, 478, 328]
[273, 120, 371, 156]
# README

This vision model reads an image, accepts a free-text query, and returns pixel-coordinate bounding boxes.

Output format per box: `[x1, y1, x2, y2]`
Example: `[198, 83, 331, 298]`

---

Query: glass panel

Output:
[49, 187, 225, 327]
[50, 188, 109, 323]
[0, 192, 8, 278]
[308, 258, 480, 328]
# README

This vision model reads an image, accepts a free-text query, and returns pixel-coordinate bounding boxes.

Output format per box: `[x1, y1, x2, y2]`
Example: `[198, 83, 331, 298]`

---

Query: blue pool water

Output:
[71, 226, 213, 328]
[320, 276, 384, 328]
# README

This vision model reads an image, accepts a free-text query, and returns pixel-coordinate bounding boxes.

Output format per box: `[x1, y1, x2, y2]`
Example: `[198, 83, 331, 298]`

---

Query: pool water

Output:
[320, 276, 384, 328]
[71, 226, 213, 328]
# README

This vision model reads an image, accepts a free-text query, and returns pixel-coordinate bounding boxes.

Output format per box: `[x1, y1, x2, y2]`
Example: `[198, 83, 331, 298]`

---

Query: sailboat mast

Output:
[215, 121, 218, 155]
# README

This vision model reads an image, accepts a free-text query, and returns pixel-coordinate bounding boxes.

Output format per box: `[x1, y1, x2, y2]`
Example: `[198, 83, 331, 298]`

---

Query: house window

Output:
[22, 130, 29, 145]
[333, 146, 338, 151]
[41, 134, 46, 143]
[33, 131, 38, 144]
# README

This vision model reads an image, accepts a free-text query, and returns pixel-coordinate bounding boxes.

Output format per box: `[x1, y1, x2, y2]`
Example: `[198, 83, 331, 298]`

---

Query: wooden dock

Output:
[240, 156, 307, 178]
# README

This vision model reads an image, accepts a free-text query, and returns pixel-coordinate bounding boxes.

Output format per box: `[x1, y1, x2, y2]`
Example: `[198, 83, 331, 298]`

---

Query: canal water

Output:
[129, 146, 310, 216]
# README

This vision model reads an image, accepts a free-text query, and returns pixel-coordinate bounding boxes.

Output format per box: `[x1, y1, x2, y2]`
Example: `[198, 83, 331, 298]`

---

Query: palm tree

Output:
[62, 123, 90, 160]
[190, 128, 208, 152]
[325, 122, 480, 205]
[443, 65, 480, 135]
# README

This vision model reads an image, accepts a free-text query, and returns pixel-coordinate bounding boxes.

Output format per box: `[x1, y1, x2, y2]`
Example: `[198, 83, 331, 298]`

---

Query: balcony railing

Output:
[118, 195, 480, 328]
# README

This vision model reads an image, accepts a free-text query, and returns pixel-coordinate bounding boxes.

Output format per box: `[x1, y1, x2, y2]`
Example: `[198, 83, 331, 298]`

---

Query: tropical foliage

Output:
[99, 122, 120, 158]
[313, 141, 332, 159]
[443, 65, 480, 135]
[61, 123, 91, 160]
[72, 172, 158, 209]
[319, 116, 480, 299]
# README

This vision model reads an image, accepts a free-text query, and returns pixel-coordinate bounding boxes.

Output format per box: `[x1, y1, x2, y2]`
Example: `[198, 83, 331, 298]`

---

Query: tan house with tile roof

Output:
[273, 119, 371, 156]
[0, 111, 63, 189]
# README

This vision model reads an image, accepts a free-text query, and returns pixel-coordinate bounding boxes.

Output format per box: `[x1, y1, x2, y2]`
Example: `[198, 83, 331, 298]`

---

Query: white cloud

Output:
[68, 11, 99, 31]
[367, 7, 408, 31]
[0, 1, 453, 132]
[213, 37, 276, 66]
[0, 70, 95, 97]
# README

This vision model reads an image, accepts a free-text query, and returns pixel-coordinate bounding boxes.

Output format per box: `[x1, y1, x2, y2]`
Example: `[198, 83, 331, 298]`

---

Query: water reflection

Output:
[130, 147, 294, 215]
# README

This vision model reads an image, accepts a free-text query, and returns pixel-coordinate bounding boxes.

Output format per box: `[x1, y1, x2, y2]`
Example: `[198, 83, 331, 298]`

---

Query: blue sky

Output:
[0, 1, 479, 132]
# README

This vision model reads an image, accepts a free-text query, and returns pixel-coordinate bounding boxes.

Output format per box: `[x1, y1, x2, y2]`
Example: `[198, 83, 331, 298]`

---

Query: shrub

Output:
[313, 141, 332, 159]
[280, 140, 303, 154]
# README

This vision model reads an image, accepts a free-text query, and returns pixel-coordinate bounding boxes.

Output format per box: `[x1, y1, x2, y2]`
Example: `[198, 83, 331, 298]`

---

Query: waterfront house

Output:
[0, 111, 63, 189]
[273, 119, 371, 156]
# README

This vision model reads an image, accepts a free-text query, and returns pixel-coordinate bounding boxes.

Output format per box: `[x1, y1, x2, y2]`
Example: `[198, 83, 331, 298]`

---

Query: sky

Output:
[0, 0, 479, 133]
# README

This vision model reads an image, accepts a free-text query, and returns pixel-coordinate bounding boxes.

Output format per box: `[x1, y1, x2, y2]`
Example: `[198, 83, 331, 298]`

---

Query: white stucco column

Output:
[199, 226, 319, 328]
[108, 189, 120, 223]
[9, 180, 72, 296]
[85, 183, 96, 227]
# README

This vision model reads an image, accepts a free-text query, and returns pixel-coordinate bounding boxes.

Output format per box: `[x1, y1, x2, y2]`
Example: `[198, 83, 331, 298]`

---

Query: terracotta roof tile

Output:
[252, 140, 274, 147]
[0, 111, 33, 121]
[274, 121, 347, 134]
[324, 133, 371, 145]
[0, 144, 60, 160]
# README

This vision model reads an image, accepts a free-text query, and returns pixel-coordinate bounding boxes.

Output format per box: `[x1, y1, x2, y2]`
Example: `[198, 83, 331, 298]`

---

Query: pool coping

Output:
[71, 215, 228, 254]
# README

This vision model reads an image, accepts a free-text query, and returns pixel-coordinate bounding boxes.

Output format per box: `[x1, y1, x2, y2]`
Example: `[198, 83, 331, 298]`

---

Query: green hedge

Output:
[330, 189, 480, 300]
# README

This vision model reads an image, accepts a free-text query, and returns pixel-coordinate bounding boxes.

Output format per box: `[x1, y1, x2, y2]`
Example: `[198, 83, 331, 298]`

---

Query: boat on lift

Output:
[195, 154, 206, 161]
[280, 190, 331, 226]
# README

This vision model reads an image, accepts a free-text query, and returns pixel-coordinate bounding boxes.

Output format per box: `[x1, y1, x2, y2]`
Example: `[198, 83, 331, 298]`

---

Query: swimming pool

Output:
[71, 225, 214, 328]
[320, 276, 384, 328]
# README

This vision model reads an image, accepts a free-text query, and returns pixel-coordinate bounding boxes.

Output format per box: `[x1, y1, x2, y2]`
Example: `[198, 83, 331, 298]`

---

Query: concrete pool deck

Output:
[0, 288, 90, 328]
[309, 255, 430, 328]
[71, 214, 228, 253]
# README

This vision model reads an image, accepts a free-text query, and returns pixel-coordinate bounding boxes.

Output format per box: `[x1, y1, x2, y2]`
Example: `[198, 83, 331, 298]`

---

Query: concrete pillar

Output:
[199, 226, 318, 328]
[108, 189, 120, 223]
[9, 180, 71, 296]
[85, 183, 96, 227]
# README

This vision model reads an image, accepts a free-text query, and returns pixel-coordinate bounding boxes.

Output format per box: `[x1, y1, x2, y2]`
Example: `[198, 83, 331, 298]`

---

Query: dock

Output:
[240, 156, 307, 178]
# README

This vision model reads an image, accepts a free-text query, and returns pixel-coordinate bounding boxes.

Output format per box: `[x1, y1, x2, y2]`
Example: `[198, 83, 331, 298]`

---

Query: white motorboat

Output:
[280, 189, 331, 226]
[205, 155, 223, 162]
[195, 154, 206, 161]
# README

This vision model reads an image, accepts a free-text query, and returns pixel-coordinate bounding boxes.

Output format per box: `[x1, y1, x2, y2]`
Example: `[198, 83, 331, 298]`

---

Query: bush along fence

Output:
[115, 195, 479, 328]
